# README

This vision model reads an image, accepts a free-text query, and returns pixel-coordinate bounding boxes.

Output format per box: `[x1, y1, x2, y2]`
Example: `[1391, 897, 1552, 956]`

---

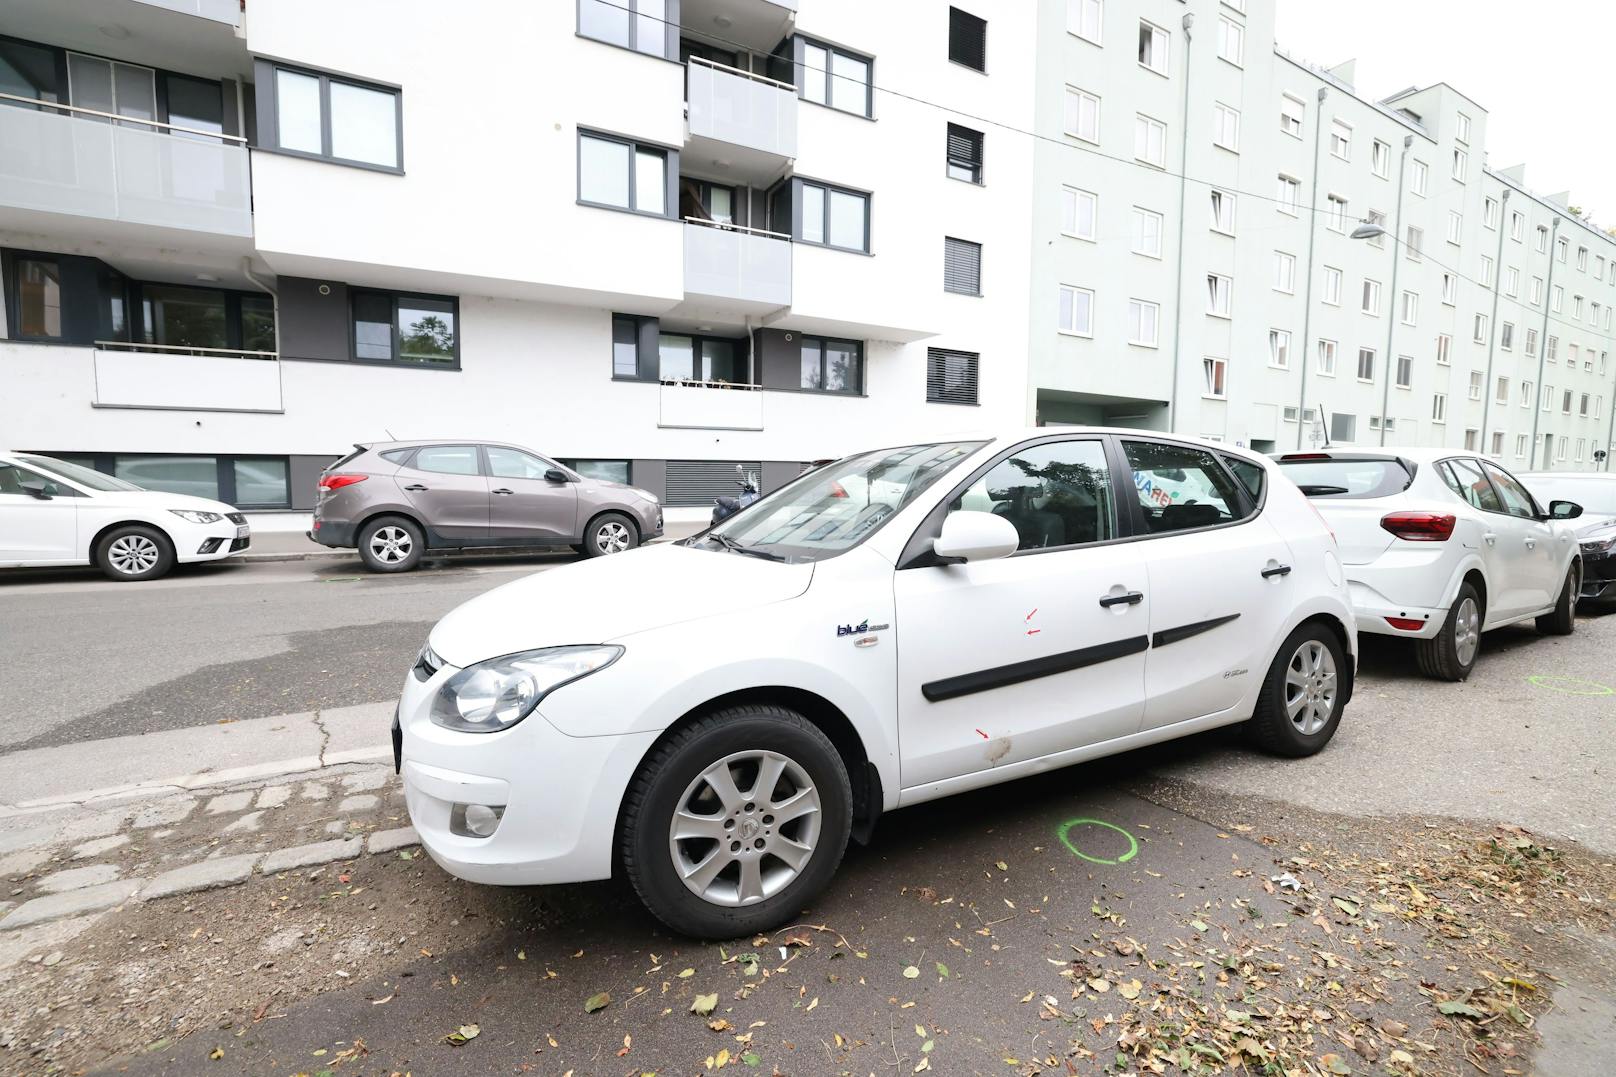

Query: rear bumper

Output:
[1346, 580, 1446, 639]
[309, 519, 357, 548]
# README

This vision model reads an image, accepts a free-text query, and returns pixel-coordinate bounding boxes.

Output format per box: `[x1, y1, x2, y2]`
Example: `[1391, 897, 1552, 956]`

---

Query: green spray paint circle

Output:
[1057, 818, 1139, 865]
[1526, 675, 1614, 696]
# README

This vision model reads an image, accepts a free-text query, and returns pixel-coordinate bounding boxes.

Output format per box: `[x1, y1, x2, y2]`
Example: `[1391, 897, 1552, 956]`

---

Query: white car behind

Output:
[0, 451, 251, 581]
[397, 429, 1357, 937]
[1274, 448, 1583, 680]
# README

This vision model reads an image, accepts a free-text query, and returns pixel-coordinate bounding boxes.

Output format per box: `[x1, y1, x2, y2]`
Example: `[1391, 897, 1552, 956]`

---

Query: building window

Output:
[1365, 209, 1386, 247]
[948, 7, 988, 71]
[1371, 138, 1390, 178]
[1501, 321, 1514, 351]
[926, 347, 979, 405]
[799, 335, 863, 393]
[1409, 159, 1427, 195]
[1316, 339, 1338, 376]
[1068, 0, 1102, 44]
[1206, 273, 1232, 317]
[564, 460, 632, 485]
[1496, 375, 1511, 404]
[1490, 431, 1505, 457]
[10, 257, 62, 340]
[1578, 246, 1589, 271]
[611, 313, 650, 379]
[1131, 207, 1164, 257]
[1452, 148, 1467, 182]
[1543, 384, 1554, 412]
[1432, 393, 1447, 423]
[1563, 389, 1574, 415]
[578, 0, 672, 58]
[1210, 189, 1236, 234]
[1547, 335, 1559, 361]
[1273, 250, 1296, 293]
[1063, 86, 1101, 143]
[1536, 225, 1549, 253]
[1279, 95, 1304, 138]
[1216, 16, 1244, 65]
[1401, 290, 1418, 325]
[1446, 211, 1462, 245]
[1455, 110, 1471, 143]
[1472, 313, 1488, 344]
[1276, 174, 1301, 214]
[1530, 275, 1543, 305]
[1406, 225, 1423, 262]
[946, 123, 984, 183]
[1356, 347, 1376, 382]
[1061, 186, 1097, 240]
[1468, 370, 1484, 400]
[1269, 328, 1291, 368]
[1523, 329, 1539, 357]
[1556, 235, 1568, 262]
[1505, 267, 1519, 297]
[1573, 294, 1585, 320]
[352, 291, 457, 366]
[1283, 406, 1299, 422]
[260, 61, 401, 171]
[1463, 429, 1480, 452]
[1134, 114, 1166, 167]
[1436, 333, 1451, 365]
[1521, 380, 1534, 408]
[1137, 19, 1170, 74]
[1331, 413, 1356, 443]
[1396, 354, 1413, 388]
[1361, 278, 1381, 316]
[1329, 120, 1351, 160]
[788, 179, 871, 252]
[1058, 284, 1094, 336]
[1325, 194, 1348, 232]
[1202, 357, 1228, 398]
[1551, 285, 1563, 312]
[1322, 265, 1342, 305]
[578, 130, 673, 217]
[794, 36, 873, 116]
[943, 237, 982, 295]
[1127, 299, 1160, 347]
[1581, 392, 1591, 417]
[1479, 255, 1493, 287]
[1510, 211, 1524, 241]
[1212, 103, 1239, 151]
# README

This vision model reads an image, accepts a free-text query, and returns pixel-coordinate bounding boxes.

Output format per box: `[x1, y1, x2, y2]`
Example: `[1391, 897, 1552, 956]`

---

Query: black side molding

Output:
[921, 635, 1150, 703]
[1152, 613, 1241, 649]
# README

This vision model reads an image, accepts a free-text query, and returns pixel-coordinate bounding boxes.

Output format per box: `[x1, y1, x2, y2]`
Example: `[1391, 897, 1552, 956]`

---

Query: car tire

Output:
[357, 516, 425, 573]
[1535, 563, 1580, 636]
[1415, 582, 1484, 681]
[582, 512, 638, 558]
[1243, 621, 1347, 758]
[620, 704, 852, 939]
[95, 524, 176, 582]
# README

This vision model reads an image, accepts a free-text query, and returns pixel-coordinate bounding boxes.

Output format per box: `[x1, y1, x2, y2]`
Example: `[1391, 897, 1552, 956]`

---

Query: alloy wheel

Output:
[667, 750, 822, 907]
[1453, 596, 1480, 666]
[107, 534, 160, 576]
[369, 526, 413, 564]
[597, 521, 631, 554]
[1282, 639, 1337, 736]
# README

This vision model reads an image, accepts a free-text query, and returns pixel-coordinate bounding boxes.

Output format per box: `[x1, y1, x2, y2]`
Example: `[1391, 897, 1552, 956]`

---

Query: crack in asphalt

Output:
[312, 709, 331, 768]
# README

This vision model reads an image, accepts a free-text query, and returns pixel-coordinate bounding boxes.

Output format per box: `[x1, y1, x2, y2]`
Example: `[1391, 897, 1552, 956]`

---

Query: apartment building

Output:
[0, 0, 1035, 513]
[1028, 0, 1616, 470]
[1, 0, 1611, 523]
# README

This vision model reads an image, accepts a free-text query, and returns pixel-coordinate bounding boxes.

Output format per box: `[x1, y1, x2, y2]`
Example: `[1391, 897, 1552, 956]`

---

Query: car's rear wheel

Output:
[1415, 582, 1483, 681]
[1243, 621, 1347, 757]
[95, 524, 175, 582]
[582, 512, 638, 558]
[358, 516, 424, 573]
[1536, 563, 1579, 636]
[620, 704, 851, 938]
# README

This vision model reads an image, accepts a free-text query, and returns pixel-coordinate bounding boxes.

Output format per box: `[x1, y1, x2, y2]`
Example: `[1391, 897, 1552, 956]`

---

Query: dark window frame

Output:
[254, 58, 403, 174]
[798, 334, 865, 395]
[575, 0, 681, 62]
[611, 312, 660, 382]
[772, 176, 872, 254]
[655, 328, 752, 384]
[576, 128, 680, 219]
[132, 280, 274, 353]
[946, 122, 984, 184]
[787, 35, 875, 118]
[349, 288, 460, 369]
[926, 347, 980, 406]
[3, 251, 64, 342]
[947, 7, 988, 72]
[943, 236, 983, 296]
[1110, 435, 1262, 538]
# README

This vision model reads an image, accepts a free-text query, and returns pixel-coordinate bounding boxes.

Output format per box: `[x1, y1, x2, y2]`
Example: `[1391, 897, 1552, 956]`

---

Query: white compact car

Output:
[397, 429, 1356, 937]
[0, 451, 251, 581]
[1274, 448, 1582, 680]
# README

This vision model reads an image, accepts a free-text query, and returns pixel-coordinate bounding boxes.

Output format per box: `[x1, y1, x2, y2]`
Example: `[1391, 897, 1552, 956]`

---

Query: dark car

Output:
[1519, 472, 1616, 606]
[310, 441, 662, 572]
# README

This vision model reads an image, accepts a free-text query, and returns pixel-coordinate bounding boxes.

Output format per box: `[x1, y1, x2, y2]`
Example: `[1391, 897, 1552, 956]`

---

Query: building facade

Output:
[1, 0, 1611, 519]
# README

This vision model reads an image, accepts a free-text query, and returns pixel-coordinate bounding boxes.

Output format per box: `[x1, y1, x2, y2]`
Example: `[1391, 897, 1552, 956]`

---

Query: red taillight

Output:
[1384, 616, 1427, 631]
[1281, 453, 1333, 461]
[319, 473, 368, 491]
[1380, 511, 1456, 542]
[830, 481, 848, 498]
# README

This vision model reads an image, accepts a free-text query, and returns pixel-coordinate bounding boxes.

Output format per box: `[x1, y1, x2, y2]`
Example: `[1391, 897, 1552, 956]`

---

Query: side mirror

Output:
[544, 468, 570, 484]
[20, 480, 52, 500]
[1549, 499, 1583, 520]
[932, 511, 1019, 564]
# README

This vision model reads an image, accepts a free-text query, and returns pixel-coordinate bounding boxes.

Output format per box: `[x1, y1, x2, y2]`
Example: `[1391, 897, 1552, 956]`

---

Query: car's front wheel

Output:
[357, 516, 424, 573]
[95, 524, 175, 582]
[620, 704, 852, 938]
[1536, 563, 1580, 636]
[1244, 621, 1347, 757]
[582, 512, 638, 558]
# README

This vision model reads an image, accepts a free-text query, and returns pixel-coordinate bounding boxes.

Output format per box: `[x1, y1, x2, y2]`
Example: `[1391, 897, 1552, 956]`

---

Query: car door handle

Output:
[403, 484, 429, 492]
[1524, 538, 1536, 549]
[1483, 531, 1497, 545]
[1098, 591, 1144, 608]
[492, 488, 514, 496]
[1261, 564, 1293, 578]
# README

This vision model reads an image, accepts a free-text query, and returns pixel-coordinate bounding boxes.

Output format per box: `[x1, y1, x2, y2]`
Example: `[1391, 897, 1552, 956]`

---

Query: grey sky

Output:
[1276, 0, 1610, 226]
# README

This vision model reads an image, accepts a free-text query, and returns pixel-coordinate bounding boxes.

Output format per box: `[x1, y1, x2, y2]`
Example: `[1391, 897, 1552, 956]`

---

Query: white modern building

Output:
[1, 0, 1611, 518]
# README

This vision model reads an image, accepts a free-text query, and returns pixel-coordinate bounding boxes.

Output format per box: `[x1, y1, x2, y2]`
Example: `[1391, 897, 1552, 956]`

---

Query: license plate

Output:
[391, 710, 403, 774]
[235, 525, 250, 539]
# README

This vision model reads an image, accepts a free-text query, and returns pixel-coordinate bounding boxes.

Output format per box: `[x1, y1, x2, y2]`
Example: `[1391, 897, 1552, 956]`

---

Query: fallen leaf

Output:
[692, 992, 719, 1016]
[902, 965, 920, 979]
[1319, 1052, 1352, 1074]
[584, 992, 611, 1013]
[1331, 897, 1361, 917]
[935, 962, 950, 978]
[914, 1058, 931, 1072]
[208, 1047, 223, 1060]
[708, 1018, 732, 1032]
[1437, 999, 1484, 1019]
[995, 861, 1008, 871]
[1117, 979, 1142, 1000]
[678, 968, 696, 978]
[443, 1023, 480, 1046]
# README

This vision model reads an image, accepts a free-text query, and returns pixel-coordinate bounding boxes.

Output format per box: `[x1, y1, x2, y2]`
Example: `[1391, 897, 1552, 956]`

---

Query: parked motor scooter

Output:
[711, 464, 760, 526]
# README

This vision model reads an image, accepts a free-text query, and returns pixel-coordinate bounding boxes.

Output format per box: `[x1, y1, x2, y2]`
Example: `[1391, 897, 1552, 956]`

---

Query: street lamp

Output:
[1349, 222, 1386, 241]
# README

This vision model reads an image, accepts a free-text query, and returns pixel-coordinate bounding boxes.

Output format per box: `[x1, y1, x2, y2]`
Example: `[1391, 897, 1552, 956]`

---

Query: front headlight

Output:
[429, 645, 623, 733]
[1581, 536, 1615, 555]
[170, 509, 223, 524]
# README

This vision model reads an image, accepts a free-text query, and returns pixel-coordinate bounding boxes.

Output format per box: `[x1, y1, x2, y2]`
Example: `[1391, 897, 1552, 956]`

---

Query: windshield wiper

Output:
[1297, 484, 1350, 495]
[708, 532, 788, 562]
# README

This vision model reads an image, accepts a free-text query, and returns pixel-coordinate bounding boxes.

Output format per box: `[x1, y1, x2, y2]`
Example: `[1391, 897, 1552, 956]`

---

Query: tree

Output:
[400, 314, 454, 363]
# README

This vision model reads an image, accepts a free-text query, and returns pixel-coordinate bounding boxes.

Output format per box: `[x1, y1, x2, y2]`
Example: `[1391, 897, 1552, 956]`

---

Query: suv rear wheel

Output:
[358, 516, 425, 573]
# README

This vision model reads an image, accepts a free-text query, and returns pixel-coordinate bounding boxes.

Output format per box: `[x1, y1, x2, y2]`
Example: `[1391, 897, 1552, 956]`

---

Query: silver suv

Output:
[310, 441, 662, 572]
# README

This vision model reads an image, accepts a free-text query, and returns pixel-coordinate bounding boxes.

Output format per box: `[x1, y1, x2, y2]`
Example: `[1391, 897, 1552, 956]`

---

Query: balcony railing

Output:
[684, 218, 792, 309]
[0, 93, 252, 238]
[658, 379, 764, 431]
[130, 0, 242, 25]
[685, 56, 797, 161]
[93, 342, 283, 413]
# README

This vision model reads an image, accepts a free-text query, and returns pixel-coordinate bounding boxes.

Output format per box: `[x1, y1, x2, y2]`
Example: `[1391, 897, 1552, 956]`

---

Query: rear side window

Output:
[1439, 458, 1503, 512]
[1122, 440, 1246, 533]
[1223, 456, 1265, 501]
[1275, 457, 1411, 498]
[379, 448, 415, 464]
[412, 445, 481, 476]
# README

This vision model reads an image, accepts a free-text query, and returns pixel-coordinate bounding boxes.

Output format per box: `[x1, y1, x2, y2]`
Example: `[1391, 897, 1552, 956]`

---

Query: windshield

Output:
[17, 455, 143, 493]
[1275, 458, 1412, 499]
[1520, 476, 1616, 516]
[704, 441, 985, 562]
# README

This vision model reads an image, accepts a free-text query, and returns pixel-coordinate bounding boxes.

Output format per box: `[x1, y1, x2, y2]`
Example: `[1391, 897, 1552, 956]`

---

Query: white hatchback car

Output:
[0, 451, 251, 581]
[397, 430, 1356, 937]
[1274, 449, 1583, 680]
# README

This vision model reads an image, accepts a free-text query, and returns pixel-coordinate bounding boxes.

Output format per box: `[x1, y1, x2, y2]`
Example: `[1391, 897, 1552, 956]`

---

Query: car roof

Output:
[1516, 471, 1615, 480]
[928, 427, 1268, 461]
[358, 439, 540, 452]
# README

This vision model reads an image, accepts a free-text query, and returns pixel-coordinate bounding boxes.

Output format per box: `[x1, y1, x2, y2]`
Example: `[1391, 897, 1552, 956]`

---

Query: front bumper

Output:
[1579, 561, 1616, 603]
[395, 662, 657, 886]
[176, 523, 251, 563]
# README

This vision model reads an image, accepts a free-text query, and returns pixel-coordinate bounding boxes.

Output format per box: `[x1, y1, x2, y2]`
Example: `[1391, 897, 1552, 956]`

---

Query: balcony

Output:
[659, 380, 764, 431]
[130, 0, 241, 25]
[684, 58, 796, 181]
[0, 97, 253, 246]
[683, 218, 792, 312]
[92, 343, 283, 413]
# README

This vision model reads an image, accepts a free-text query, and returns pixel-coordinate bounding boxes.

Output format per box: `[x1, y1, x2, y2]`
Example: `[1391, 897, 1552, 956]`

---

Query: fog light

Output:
[451, 802, 504, 838]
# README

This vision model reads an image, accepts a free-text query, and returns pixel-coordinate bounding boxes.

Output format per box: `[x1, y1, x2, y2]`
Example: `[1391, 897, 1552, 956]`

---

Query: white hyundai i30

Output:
[396, 429, 1357, 937]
